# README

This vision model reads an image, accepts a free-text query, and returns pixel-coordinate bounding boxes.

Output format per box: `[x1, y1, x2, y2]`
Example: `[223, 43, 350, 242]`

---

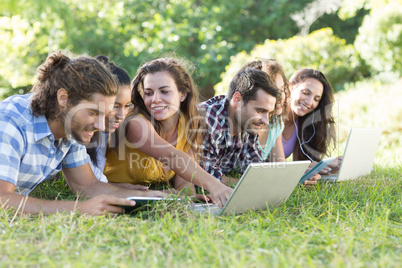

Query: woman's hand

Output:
[209, 183, 233, 207]
[192, 194, 214, 203]
[307, 160, 334, 175]
[302, 173, 321, 187]
[327, 156, 343, 173]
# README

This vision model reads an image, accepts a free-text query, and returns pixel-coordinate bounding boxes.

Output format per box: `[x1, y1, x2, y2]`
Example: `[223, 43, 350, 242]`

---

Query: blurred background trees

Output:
[0, 0, 401, 100]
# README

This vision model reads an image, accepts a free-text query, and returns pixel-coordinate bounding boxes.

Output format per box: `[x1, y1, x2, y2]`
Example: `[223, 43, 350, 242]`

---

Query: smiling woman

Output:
[282, 68, 337, 163]
[104, 57, 233, 206]
[142, 71, 185, 123]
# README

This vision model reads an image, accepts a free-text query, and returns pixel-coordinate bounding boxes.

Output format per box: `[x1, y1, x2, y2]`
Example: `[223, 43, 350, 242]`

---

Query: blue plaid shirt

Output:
[0, 94, 89, 196]
[199, 95, 263, 180]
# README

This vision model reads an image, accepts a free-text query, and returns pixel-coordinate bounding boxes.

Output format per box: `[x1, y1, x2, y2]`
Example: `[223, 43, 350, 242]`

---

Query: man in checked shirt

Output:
[199, 67, 281, 185]
[0, 51, 165, 216]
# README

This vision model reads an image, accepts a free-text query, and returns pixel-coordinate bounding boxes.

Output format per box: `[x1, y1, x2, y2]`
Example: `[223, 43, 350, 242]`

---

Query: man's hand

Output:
[76, 194, 136, 216]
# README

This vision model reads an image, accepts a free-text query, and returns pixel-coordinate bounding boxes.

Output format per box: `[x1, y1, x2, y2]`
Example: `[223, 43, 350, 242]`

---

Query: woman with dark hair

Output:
[86, 55, 135, 184]
[104, 57, 233, 206]
[282, 68, 342, 176]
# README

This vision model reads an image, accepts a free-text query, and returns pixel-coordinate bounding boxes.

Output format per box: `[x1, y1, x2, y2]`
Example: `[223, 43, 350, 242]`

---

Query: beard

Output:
[59, 106, 90, 145]
[234, 107, 265, 135]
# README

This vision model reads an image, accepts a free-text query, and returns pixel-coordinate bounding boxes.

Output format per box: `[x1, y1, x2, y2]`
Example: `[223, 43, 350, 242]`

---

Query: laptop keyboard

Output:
[189, 203, 222, 215]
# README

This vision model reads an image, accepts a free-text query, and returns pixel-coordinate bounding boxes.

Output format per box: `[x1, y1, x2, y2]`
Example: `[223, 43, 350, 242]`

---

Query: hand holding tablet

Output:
[299, 157, 337, 185]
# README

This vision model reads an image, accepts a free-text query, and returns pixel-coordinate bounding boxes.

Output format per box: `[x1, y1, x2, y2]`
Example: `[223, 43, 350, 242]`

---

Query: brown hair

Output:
[87, 55, 131, 167]
[290, 68, 336, 161]
[129, 57, 204, 159]
[227, 67, 280, 104]
[30, 51, 118, 121]
[241, 59, 290, 125]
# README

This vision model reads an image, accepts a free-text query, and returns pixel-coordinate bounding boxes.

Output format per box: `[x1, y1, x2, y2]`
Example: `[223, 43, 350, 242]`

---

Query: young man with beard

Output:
[199, 67, 281, 184]
[0, 51, 165, 216]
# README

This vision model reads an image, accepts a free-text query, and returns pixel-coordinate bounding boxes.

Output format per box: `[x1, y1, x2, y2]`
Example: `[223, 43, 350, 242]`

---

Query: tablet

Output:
[120, 196, 181, 214]
[298, 156, 337, 184]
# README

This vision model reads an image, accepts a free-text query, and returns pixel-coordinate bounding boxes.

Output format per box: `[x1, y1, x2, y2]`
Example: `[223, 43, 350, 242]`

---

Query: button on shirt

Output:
[199, 95, 263, 180]
[0, 94, 89, 196]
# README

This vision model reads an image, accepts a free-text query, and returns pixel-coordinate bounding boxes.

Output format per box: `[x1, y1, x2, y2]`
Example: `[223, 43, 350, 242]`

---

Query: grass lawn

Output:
[1, 165, 401, 267]
[1, 79, 401, 267]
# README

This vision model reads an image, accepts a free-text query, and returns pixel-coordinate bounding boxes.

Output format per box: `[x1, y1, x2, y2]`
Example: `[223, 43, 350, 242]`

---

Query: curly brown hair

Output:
[241, 59, 290, 126]
[30, 51, 118, 121]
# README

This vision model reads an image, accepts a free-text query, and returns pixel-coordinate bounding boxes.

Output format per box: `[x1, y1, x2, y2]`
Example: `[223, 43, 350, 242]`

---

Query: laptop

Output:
[321, 128, 382, 182]
[190, 161, 310, 216]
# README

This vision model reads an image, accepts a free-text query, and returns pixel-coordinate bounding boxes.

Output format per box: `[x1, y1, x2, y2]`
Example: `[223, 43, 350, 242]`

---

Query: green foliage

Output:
[216, 28, 369, 95]
[354, 1, 402, 78]
[335, 78, 402, 165]
[0, 0, 312, 100]
[337, 0, 399, 19]
[0, 15, 48, 90]
[337, 0, 370, 20]
[311, 7, 369, 44]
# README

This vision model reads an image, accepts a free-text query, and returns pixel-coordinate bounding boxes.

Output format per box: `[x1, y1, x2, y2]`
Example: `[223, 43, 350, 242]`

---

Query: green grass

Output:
[1, 79, 401, 267]
[1, 165, 401, 267]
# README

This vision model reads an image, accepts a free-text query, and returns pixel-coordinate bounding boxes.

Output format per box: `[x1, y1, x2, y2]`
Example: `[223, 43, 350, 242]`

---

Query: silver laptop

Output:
[191, 161, 310, 216]
[321, 128, 382, 182]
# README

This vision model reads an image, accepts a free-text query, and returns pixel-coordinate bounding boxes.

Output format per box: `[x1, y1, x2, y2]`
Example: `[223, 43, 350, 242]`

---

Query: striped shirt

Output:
[199, 95, 263, 180]
[0, 94, 89, 196]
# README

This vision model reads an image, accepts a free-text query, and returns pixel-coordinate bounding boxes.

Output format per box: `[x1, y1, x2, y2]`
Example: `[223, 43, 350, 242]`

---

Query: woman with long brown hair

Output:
[282, 68, 341, 174]
[104, 57, 232, 205]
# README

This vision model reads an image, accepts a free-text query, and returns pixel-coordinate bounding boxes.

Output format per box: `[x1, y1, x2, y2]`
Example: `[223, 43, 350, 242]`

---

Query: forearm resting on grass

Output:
[0, 180, 135, 216]
[62, 165, 167, 200]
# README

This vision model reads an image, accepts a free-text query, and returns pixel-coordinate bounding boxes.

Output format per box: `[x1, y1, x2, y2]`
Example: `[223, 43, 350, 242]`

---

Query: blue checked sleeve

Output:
[0, 116, 24, 186]
[89, 158, 108, 182]
[62, 141, 89, 169]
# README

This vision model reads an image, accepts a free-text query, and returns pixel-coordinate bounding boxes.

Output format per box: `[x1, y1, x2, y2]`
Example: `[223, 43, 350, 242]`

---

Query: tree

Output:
[354, 1, 402, 78]
[0, 0, 312, 99]
[215, 28, 369, 94]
